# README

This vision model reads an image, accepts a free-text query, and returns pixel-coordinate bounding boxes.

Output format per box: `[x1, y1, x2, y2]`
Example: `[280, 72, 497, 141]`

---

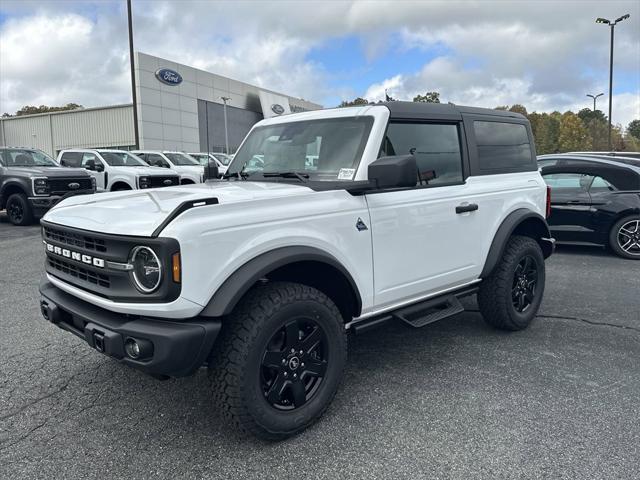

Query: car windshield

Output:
[225, 117, 373, 181]
[99, 151, 147, 167]
[0, 149, 57, 167]
[212, 153, 232, 165]
[164, 152, 199, 166]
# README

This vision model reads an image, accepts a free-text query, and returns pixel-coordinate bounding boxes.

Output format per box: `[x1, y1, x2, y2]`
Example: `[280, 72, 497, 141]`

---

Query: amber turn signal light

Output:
[172, 252, 181, 283]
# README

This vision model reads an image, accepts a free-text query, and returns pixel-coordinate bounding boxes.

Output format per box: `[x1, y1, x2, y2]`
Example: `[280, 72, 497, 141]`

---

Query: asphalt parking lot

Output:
[1, 215, 638, 480]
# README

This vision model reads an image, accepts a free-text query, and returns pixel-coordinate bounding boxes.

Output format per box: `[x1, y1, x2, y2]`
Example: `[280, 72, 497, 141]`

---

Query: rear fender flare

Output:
[480, 209, 553, 278]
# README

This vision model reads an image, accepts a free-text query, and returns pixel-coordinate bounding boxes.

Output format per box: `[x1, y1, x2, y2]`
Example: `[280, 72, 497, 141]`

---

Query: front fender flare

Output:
[200, 246, 362, 318]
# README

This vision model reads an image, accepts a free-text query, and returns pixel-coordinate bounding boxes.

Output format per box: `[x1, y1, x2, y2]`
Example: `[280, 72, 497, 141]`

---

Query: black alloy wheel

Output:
[261, 318, 328, 410]
[6, 193, 33, 226]
[511, 255, 538, 313]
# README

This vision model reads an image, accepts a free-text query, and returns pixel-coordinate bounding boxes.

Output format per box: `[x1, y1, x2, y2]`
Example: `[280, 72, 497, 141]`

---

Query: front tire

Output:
[609, 216, 640, 259]
[478, 236, 545, 331]
[210, 282, 347, 440]
[6, 193, 33, 226]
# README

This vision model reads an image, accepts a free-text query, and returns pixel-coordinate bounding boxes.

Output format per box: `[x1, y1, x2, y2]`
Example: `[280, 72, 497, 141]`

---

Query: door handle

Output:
[456, 203, 479, 214]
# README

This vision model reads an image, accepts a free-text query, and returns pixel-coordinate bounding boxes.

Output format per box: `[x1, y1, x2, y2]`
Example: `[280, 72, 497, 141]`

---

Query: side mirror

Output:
[85, 159, 96, 171]
[94, 162, 104, 172]
[368, 155, 417, 189]
[203, 159, 219, 181]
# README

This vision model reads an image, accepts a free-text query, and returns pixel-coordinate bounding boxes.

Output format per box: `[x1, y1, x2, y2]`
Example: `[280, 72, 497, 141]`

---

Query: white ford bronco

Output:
[39, 102, 554, 440]
[57, 149, 180, 191]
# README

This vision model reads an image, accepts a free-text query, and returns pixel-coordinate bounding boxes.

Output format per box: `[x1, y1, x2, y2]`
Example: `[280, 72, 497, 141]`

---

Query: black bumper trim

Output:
[39, 280, 220, 378]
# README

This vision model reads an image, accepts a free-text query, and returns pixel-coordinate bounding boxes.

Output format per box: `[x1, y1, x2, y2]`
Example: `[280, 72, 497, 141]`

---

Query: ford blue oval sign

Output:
[271, 104, 285, 115]
[155, 68, 183, 86]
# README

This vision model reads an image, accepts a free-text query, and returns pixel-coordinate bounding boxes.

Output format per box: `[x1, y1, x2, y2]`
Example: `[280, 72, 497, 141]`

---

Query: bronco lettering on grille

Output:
[44, 242, 105, 268]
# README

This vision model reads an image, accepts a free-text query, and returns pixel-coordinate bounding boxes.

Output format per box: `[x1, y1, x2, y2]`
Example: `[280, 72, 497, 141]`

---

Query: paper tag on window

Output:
[338, 168, 356, 180]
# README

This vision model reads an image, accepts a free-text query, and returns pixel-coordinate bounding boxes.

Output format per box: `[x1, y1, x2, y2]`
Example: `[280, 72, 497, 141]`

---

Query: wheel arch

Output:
[0, 181, 29, 209]
[200, 246, 362, 321]
[110, 181, 133, 191]
[480, 209, 553, 278]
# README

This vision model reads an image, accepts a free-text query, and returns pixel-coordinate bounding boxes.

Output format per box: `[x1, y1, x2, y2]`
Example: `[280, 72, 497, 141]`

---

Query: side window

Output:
[81, 152, 99, 167]
[589, 176, 616, 192]
[543, 173, 594, 191]
[146, 154, 169, 168]
[59, 152, 83, 167]
[136, 153, 147, 161]
[380, 122, 463, 186]
[473, 121, 533, 172]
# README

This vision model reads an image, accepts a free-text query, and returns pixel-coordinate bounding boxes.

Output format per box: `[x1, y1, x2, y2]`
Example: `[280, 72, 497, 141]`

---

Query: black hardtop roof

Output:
[381, 101, 526, 121]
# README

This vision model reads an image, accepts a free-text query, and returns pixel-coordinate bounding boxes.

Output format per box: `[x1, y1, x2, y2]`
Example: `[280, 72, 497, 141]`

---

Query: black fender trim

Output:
[201, 246, 362, 317]
[480, 209, 553, 278]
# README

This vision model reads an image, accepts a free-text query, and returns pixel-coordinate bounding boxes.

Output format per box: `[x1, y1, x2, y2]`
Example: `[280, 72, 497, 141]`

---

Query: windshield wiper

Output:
[262, 171, 309, 183]
[222, 170, 250, 180]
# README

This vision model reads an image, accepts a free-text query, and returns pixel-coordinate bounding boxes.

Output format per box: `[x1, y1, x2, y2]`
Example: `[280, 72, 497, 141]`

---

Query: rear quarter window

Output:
[473, 121, 534, 173]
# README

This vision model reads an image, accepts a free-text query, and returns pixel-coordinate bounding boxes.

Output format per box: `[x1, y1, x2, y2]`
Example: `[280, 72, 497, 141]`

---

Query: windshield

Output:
[212, 153, 232, 165]
[99, 151, 147, 167]
[0, 148, 57, 167]
[164, 152, 200, 166]
[226, 117, 373, 181]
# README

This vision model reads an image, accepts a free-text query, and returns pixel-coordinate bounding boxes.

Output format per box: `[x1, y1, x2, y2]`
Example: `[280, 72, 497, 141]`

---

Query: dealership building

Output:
[0, 52, 322, 157]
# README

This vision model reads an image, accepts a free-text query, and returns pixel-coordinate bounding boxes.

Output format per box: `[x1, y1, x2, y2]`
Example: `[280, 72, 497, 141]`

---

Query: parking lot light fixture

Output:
[596, 13, 631, 150]
[586, 93, 604, 111]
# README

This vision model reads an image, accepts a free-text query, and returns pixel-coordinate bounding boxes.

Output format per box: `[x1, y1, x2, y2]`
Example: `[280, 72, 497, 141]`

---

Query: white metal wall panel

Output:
[52, 105, 134, 151]
[0, 115, 53, 153]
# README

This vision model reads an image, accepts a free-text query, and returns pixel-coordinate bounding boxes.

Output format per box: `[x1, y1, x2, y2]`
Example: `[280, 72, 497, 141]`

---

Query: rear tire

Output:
[609, 216, 640, 259]
[478, 235, 545, 331]
[6, 193, 33, 226]
[209, 281, 347, 441]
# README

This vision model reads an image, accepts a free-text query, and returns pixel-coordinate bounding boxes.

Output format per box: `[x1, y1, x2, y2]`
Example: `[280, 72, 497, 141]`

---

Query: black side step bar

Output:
[350, 285, 478, 335]
[393, 295, 464, 328]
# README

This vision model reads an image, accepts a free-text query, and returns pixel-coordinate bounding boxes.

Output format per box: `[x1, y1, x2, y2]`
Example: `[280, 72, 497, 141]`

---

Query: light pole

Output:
[596, 14, 630, 150]
[220, 96, 231, 154]
[127, 0, 139, 148]
[586, 93, 604, 111]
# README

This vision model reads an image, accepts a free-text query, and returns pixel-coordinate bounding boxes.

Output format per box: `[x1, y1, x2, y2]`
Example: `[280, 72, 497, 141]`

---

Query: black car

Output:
[539, 156, 640, 259]
[0, 147, 95, 226]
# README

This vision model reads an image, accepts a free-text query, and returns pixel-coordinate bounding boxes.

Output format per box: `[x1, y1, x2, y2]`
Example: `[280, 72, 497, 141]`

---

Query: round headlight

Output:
[130, 246, 162, 293]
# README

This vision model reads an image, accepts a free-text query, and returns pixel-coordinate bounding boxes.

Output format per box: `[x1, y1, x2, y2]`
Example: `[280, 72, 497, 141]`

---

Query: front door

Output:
[543, 173, 594, 242]
[366, 121, 486, 308]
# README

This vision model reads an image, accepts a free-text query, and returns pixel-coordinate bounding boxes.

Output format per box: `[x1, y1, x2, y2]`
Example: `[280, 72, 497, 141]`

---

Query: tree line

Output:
[339, 94, 640, 153]
[2, 103, 83, 117]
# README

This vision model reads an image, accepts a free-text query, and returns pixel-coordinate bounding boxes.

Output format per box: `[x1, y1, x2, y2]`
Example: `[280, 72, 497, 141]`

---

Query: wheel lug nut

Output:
[282, 359, 286, 364]
[284, 372, 288, 377]
[293, 373, 297, 378]
[301, 363, 305, 367]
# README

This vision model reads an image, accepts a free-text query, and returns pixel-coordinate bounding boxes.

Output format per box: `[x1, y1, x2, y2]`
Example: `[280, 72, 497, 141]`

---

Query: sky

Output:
[1, 0, 639, 128]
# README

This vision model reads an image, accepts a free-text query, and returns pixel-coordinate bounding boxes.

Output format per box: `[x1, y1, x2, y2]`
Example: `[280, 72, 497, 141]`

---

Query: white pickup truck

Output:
[132, 150, 204, 184]
[40, 102, 554, 440]
[57, 149, 180, 191]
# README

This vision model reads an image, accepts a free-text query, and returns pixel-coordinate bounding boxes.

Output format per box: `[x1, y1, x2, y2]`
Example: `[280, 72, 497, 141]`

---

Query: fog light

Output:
[124, 337, 153, 360]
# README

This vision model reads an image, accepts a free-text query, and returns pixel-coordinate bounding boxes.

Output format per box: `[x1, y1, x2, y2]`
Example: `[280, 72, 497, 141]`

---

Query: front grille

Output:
[149, 175, 180, 188]
[43, 226, 107, 253]
[48, 257, 110, 288]
[48, 177, 93, 195]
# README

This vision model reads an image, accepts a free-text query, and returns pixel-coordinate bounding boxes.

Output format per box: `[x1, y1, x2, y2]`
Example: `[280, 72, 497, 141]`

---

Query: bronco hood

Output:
[42, 181, 312, 236]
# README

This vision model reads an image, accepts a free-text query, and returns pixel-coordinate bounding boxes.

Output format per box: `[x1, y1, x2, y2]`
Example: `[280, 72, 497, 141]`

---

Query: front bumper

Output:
[39, 280, 221, 378]
[28, 195, 62, 215]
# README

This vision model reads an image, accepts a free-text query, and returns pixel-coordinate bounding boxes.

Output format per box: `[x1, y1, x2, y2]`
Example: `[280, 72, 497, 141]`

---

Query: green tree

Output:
[627, 119, 640, 140]
[586, 118, 609, 151]
[413, 92, 440, 103]
[13, 103, 83, 116]
[577, 107, 607, 125]
[508, 104, 528, 116]
[534, 113, 561, 154]
[338, 97, 369, 108]
[558, 112, 589, 152]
